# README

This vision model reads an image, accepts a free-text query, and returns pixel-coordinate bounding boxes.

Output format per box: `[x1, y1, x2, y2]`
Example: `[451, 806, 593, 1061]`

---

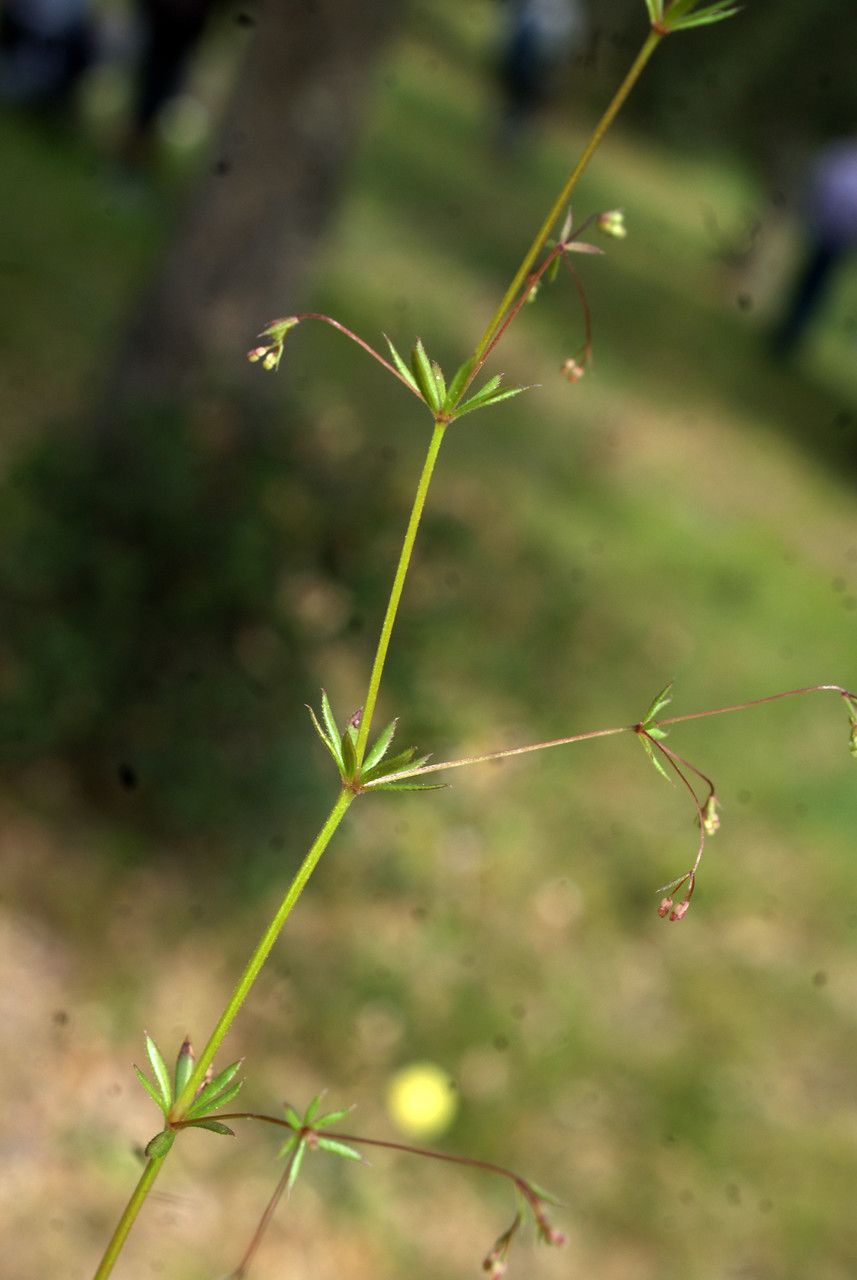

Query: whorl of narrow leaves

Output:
[307, 692, 443, 792]
[382, 333, 527, 422]
[135, 1036, 242, 1156]
[644, 0, 740, 31]
[637, 681, 673, 783]
[276, 1094, 363, 1195]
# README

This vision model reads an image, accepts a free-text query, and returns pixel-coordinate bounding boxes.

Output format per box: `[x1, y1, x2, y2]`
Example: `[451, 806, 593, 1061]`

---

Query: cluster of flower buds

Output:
[561, 357, 585, 383]
[657, 872, 695, 921]
[247, 315, 301, 372]
[596, 209, 626, 239]
[482, 1201, 565, 1280]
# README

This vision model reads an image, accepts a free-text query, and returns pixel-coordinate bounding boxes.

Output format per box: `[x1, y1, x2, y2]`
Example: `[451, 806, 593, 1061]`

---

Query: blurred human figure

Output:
[771, 136, 857, 360]
[497, 0, 585, 148]
[0, 0, 94, 109]
[122, 0, 219, 165]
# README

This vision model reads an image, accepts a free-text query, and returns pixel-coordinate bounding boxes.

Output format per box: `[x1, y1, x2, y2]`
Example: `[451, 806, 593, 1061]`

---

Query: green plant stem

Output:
[173, 788, 354, 1116]
[354, 420, 447, 764]
[92, 791, 353, 1280]
[92, 1157, 164, 1280]
[471, 28, 662, 367]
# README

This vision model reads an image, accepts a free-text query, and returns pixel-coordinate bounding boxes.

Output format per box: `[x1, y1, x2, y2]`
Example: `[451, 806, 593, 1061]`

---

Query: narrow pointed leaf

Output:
[646, 725, 668, 740]
[458, 373, 502, 409]
[565, 240, 604, 255]
[284, 1104, 302, 1130]
[546, 255, 561, 284]
[277, 1133, 300, 1160]
[384, 334, 420, 391]
[431, 361, 447, 404]
[304, 1093, 325, 1124]
[644, 0, 662, 21]
[444, 357, 476, 409]
[174, 1040, 195, 1098]
[144, 1128, 176, 1159]
[316, 1137, 364, 1162]
[363, 719, 398, 773]
[145, 1035, 172, 1109]
[411, 340, 442, 413]
[360, 744, 417, 782]
[314, 1107, 353, 1128]
[187, 1119, 235, 1137]
[199, 1059, 243, 1098]
[185, 1078, 244, 1120]
[643, 681, 673, 724]
[370, 780, 447, 792]
[320, 691, 342, 759]
[670, 3, 739, 28]
[455, 384, 528, 420]
[527, 1180, 563, 1206]
[134, 1066, 170, 1116]
[184, 1061, 242, 1117]
[364, 751, 433, 785]
[640, 734, 673, 784]
[307, 704, 343, 769]
[286, 1139, 308, 1193]
[341, 729, 357, 780]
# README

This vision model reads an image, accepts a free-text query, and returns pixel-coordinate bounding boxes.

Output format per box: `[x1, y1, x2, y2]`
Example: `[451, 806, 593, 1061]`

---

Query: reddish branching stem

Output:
[214, 1112, 564, 1277]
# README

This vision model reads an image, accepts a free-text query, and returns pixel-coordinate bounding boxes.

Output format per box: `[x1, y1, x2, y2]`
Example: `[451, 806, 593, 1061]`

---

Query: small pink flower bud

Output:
[669, 900, 690, 921]
[247, 346, 267, 363]
[561, 357, 585, 382]
[657, 896, 673, 918]
[483, 1255, 508, 1280]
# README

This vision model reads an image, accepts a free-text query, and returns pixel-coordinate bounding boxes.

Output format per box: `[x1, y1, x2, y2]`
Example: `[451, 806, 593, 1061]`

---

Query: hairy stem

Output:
[92, 792, 354, 1280]
[172, 789, 354, 1116]
[227, 1147, 299, 1279]
[471, 28, 662, 367]
[364, 722, 633, 786]
[365, 683, 857, 788]
[657, 683, 855, 727]
[354, 420, 447, 763]
[92, 1156, 164, 1280]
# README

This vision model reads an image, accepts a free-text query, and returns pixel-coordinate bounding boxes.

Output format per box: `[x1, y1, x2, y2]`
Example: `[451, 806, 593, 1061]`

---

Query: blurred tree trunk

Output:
[106, 0, 398, 409]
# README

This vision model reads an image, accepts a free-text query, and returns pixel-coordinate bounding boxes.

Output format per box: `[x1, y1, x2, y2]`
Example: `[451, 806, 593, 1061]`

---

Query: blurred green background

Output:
[3, 2, 857, 1279]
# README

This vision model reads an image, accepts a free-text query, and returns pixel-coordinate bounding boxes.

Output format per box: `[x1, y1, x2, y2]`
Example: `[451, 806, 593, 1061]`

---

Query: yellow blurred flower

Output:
[386, 1062, 457, 1139]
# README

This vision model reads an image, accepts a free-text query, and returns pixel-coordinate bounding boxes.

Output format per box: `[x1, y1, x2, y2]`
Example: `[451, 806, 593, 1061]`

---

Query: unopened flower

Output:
[657, 871, 694, 921]
[561, 357, 585, 383]
[246, 315, 301, 373]
[596, 209, 626, 239]
[532, 1201, 566, 1248]
[701, 794, 720, 836]
[483, 1215, 520, 1279]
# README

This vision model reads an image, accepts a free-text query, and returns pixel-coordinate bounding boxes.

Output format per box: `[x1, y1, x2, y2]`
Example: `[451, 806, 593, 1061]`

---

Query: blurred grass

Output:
[3, 4, 857, 1280]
